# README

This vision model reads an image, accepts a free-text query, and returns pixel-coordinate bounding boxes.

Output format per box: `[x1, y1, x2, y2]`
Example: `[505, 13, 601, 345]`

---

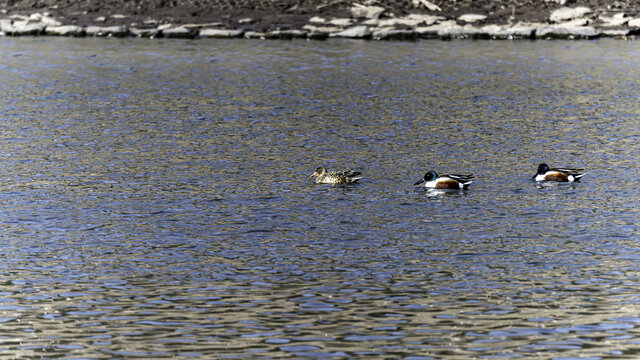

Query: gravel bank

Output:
[0, 0, 638, 39]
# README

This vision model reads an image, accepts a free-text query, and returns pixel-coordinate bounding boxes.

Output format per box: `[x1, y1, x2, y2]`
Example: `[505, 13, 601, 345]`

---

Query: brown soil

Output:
[0, 0, 637, 31]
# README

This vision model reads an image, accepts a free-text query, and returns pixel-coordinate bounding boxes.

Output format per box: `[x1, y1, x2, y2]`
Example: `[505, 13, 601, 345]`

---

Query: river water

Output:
[1, 36, 640, 358]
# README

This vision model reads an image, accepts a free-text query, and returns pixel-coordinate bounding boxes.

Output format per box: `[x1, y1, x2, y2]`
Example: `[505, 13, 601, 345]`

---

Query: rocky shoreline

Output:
[0, 1, 639, 40]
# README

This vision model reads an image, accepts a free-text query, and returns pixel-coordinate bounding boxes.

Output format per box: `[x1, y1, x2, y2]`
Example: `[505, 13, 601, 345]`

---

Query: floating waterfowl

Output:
[414, 171, 474, 189]
[532, 163, 585, 182]
[309, 167, 362, 184]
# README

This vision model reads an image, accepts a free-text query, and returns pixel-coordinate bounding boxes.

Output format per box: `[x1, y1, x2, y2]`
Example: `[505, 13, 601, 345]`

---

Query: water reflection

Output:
[0, 37, 639, 357]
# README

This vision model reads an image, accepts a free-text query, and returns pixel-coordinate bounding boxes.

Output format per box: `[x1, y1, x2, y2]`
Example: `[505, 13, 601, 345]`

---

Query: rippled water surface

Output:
[1, 37, 640, 358]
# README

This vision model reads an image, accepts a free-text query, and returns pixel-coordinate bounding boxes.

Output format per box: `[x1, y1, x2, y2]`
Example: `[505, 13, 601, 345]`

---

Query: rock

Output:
[0, 19, 11, 34]
[309, 16, 325, 24]
[415, 21, 458, 39]
[264, 29, 307, 39]
[350, 5, 385, 19]
[10, 21, 45, 36]
[549, 7, 591, 23]
[303, 24, 342, 33]
[557, 18, 590, 27]
[238, 18, 253, 24]
[306, 28, 329, 40]
[85, 25, 128, 37]
[183, 22, 223, 29]
[406, 13, 444, 26]
[536, 25, 599, 39]
[371, 18, 423, 27]
[244, 31, 266, 39]
[199, 29, 244, 38]
[30, 13, 62, 26]
[328, 18, 352, 27]
[486, 24, 536, 39]
[437, 24, 489, 39]
[600, 29, 630, 37]
[599, 13, 628, 27]
[458, 14, 487, 23]
[94, 16, 106, 22]
[411, 0, 441, 11]
[333, 26, 371, 38]
[162, 26, 195, 38]
[629, 18, 640, 27]
[45, 25, 85, 36]
[130, 27, 161, 38]
[372, 29, 417, 40]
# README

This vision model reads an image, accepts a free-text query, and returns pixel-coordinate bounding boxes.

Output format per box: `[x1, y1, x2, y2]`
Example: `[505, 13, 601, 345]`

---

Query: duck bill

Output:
[414, 179, 425, 185]
[309, 172, 318, 178]
[531, 174, 537, 180]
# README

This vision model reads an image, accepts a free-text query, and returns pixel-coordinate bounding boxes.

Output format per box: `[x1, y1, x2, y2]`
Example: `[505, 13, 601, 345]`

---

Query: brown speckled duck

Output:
[309, 167, 362, 184]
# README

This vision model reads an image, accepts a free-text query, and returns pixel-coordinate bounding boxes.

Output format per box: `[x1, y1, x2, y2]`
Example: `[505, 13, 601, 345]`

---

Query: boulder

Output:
[45, 25, 85, 36]
[199, 29, 244, 38]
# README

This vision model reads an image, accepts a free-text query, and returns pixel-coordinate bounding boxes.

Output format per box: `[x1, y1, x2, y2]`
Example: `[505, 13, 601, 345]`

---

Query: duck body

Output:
[532, 163, 585, 182]
[414, 171, 474, 189]
[310, 167, 362, 184]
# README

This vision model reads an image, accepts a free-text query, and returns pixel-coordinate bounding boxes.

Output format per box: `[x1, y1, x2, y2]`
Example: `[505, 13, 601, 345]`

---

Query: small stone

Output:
[238, 18, 253, 24]
[199, 29, 244, 38]
[111, 14, 127, 19]
[94, 16, 106, 22]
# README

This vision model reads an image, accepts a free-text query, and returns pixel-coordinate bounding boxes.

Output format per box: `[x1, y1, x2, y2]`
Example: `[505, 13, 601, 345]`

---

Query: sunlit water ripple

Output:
[0, 37, 639, 358]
